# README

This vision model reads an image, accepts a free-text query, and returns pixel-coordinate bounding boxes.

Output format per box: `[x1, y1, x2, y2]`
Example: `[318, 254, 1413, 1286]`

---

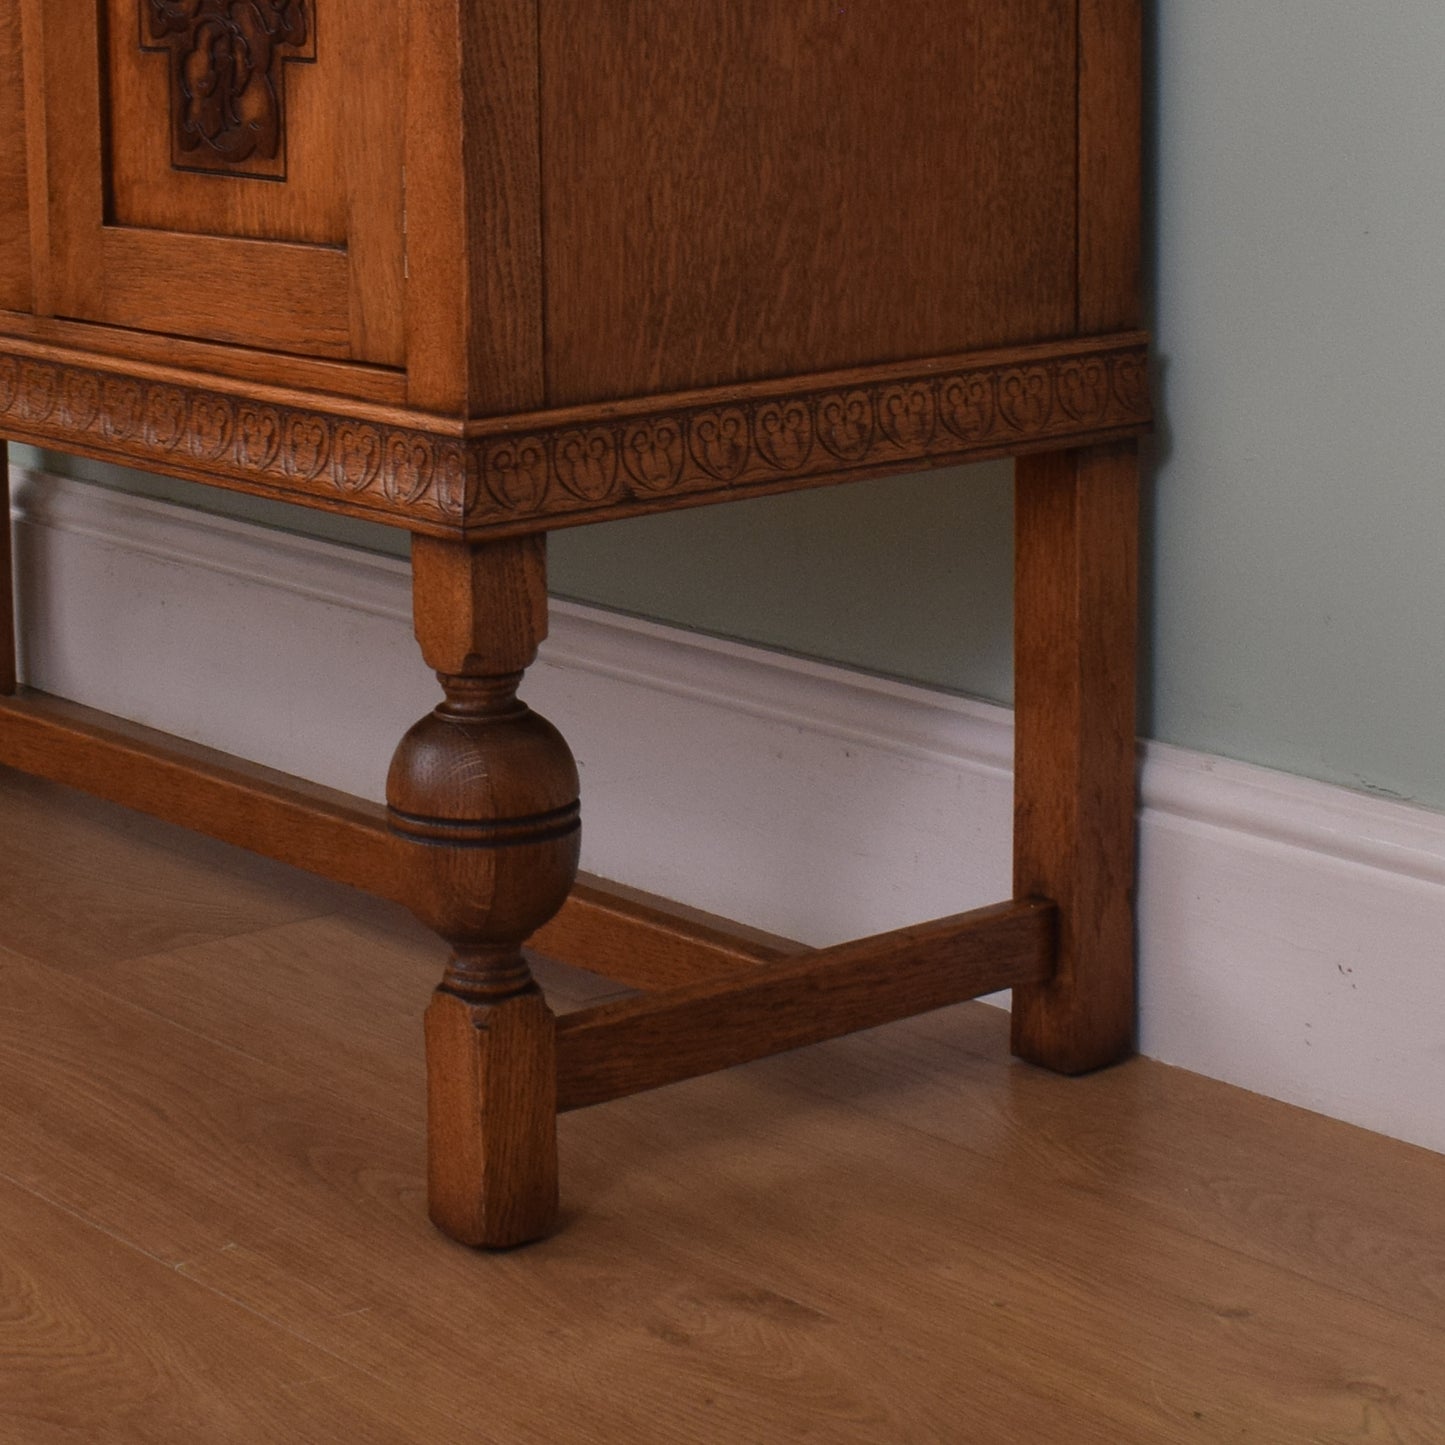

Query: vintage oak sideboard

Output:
[0, 2, 1149, 1246]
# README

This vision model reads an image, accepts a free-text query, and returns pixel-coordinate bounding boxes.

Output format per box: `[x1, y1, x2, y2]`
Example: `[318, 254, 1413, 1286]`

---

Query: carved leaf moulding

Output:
[0, 354, 468, 528]
[0, 338, 1150, 535]
[470, 341, 1152, 525]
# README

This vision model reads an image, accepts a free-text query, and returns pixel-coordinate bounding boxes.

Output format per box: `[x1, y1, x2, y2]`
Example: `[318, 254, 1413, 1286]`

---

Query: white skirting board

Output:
[9, 468, 1445, 1155]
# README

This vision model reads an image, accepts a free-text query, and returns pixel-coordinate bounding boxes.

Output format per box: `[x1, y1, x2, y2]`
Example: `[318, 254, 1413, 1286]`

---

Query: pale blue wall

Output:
[18, 1, 1445, 807]
[1144, 1, 1445, 804]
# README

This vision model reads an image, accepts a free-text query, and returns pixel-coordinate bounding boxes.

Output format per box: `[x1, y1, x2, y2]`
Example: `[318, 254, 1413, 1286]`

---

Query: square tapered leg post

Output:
[388, 533, 579, 1247]
[1011, 443, 1139, 1075]
[425, 988, 558, 1248]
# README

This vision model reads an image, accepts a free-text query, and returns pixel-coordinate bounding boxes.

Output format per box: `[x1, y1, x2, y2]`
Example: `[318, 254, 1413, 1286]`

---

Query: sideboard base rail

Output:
[556, 899, 1055, 1113]
[0, 686, 1053, 1083]
[0, 688, 401, 899]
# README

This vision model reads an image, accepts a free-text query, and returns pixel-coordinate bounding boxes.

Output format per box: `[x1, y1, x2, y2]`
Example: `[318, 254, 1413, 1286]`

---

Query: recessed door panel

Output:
[36, 1, 403, 366]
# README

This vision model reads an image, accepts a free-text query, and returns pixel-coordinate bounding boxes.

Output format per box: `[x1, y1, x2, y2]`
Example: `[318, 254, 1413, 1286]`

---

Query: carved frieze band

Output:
[471, 342, 1151, 526]
[141, 0, 314, 175]
[0, 354, 467, 526]
[0, 338, 1149, 534]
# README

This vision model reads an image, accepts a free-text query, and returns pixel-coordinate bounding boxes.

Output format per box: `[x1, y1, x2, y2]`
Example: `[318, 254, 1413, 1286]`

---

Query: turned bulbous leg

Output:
[387, 686, 579, 1002]
[389, 533, 580, 1248]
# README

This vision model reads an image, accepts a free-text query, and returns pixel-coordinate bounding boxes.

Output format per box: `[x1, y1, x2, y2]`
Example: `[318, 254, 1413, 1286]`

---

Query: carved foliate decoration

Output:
[473, 339, 1154, 528]
[0, 352, 468, 529]
[0, 336, 1150, 536]
[141, 1, 314, 176]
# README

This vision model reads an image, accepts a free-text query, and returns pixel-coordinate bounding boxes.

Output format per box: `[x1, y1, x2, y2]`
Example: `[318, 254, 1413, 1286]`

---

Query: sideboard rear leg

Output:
[387, 533, 579, 1247]
[1011, 443, 1139, 1075]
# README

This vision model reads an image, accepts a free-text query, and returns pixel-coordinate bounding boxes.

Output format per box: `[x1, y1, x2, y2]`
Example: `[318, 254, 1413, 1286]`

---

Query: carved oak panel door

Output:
[31, 1, 404, 366]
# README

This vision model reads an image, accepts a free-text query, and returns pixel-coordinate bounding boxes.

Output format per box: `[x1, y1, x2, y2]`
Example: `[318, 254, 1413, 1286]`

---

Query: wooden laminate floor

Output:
[0, 766, 1442, 1444]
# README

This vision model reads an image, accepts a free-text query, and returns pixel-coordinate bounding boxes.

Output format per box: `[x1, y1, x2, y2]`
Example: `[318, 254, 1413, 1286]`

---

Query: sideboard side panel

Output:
[1078, 0, 1143, 331]
[0, 7, 31, 314]
[404, 0, 545, 416]
[539, 0, 1079, 406]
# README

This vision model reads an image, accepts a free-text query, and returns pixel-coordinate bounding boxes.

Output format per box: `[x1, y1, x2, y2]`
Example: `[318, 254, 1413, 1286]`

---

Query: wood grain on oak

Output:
[38, 0, 405, 365]
[540, 0, 1078, 403]
[530, 875, 806, 992]
[0, 0, 1150, 1244]
[402, 0, 545, 415]
[1079, 0, 1144, 335]
[0, 311, 408, 404]
[1, 2, 1147, 426]
[1011, 445, 1139, 1073]
[1005, 0, 1146, 1075]
[0, 19, 28, 313]
[387, 535, 579, 1245]
[557, 901, 1054, 1111]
